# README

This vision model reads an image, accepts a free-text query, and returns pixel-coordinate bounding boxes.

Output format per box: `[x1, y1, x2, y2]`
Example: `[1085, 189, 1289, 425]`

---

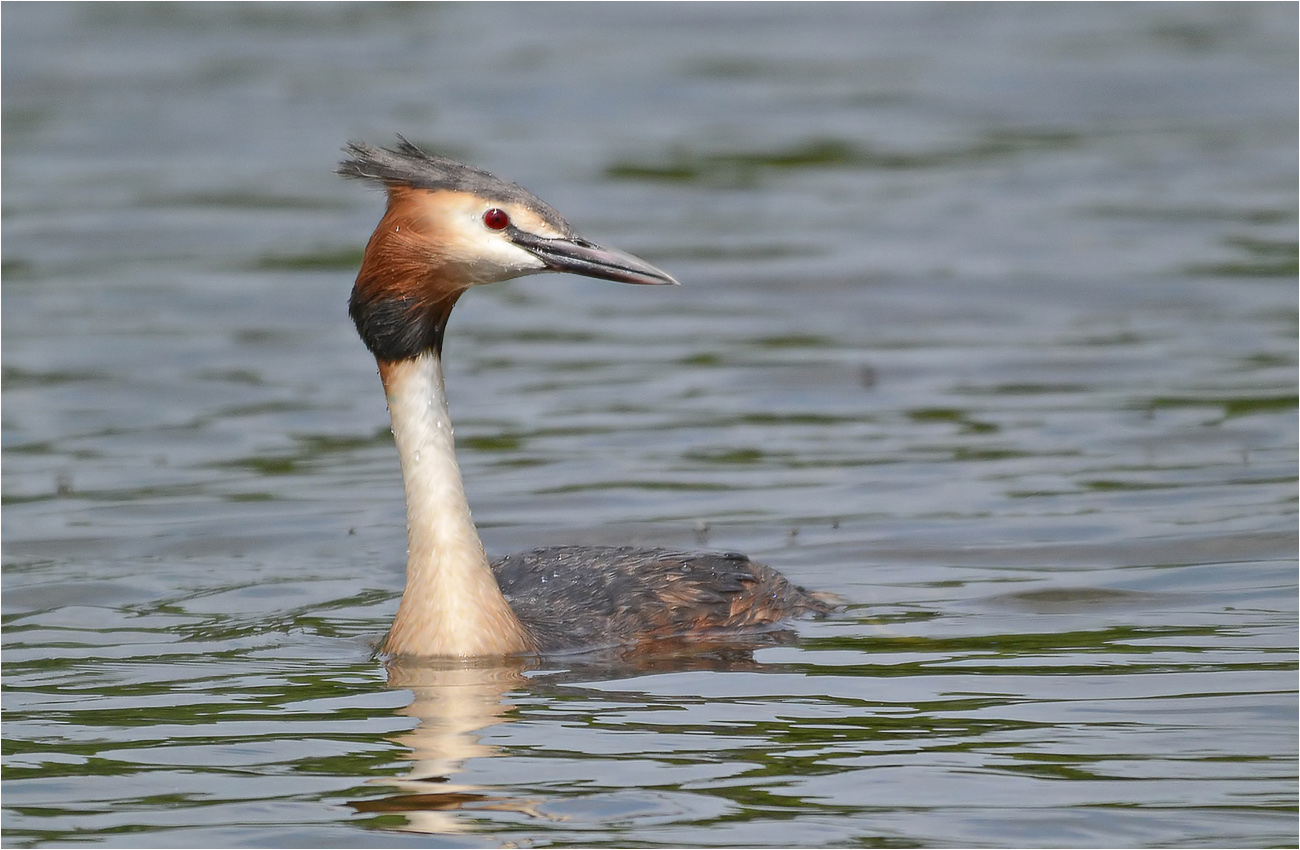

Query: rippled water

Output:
[3, 4, 1296, 847]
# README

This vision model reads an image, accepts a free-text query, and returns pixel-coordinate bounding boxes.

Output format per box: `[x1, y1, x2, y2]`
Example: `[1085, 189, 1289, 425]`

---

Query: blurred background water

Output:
[2, 3, 1296, 847]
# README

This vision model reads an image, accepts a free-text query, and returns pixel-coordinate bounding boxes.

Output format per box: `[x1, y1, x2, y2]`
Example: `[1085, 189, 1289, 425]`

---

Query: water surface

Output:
[3, 4, 1296, 847]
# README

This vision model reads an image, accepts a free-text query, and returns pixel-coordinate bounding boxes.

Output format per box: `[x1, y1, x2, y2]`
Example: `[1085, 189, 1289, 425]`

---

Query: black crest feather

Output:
[337, 136, 571, 234]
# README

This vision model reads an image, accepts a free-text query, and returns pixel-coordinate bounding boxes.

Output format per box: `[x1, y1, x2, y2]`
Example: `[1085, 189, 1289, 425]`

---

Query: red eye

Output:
[483, 208, 510, 230]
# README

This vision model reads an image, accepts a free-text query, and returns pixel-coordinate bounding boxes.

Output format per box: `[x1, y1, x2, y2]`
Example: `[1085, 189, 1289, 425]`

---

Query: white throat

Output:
[379, 352, 533, 657]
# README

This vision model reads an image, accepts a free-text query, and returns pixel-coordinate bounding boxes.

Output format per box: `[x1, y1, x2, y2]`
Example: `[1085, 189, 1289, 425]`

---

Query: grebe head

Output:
[339, 138, 678, 360]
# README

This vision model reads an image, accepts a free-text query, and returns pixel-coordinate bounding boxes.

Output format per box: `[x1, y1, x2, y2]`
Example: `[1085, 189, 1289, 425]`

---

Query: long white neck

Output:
[378, 352, 534, 657]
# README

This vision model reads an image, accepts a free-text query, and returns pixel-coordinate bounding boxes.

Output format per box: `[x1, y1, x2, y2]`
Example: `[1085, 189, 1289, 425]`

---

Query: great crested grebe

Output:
[339, 138, 832, 657]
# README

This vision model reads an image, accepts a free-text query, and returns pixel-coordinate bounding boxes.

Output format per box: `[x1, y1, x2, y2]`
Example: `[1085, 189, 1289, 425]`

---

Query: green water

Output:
[3, 3, 1296, 847]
